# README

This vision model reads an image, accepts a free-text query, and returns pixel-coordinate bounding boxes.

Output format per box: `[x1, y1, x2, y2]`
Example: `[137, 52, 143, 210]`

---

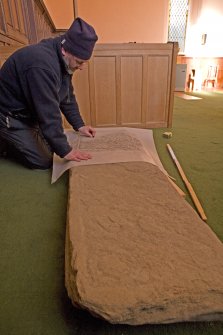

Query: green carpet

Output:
[154, 91, 223, 241]
[0, 91, 223, 335]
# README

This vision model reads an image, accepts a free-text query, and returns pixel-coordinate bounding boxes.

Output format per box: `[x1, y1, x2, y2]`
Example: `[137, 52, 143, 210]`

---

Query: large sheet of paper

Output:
[52, 127, 167, 183]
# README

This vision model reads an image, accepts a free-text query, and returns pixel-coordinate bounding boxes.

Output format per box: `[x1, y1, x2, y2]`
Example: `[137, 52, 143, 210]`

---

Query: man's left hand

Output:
[78, 125, 96, 137]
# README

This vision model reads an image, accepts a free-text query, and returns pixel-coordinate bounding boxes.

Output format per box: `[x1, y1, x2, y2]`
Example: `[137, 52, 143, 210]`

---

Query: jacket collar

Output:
[54, 36, 70, 74]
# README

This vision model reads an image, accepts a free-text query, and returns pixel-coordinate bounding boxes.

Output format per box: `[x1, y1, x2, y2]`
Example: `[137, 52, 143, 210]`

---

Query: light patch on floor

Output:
[174, 92, 202, 100]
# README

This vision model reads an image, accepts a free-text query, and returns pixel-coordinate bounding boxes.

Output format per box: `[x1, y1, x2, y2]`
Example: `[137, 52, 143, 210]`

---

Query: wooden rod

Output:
[167, 144, 207, 222]
[168, 177, 185, 197]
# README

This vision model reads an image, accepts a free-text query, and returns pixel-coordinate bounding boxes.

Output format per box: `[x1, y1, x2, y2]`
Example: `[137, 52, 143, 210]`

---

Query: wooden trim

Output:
[167, 42, 178, 127]
[22, 0, 37, 44]
[0, 1, 7, 33]
[88, 58, 96, 126]
[55, 29, 67, 33]
[4, 25, 28, 44]
[141, 55, 148, 126]
[0, 32, 24, 45]
[0, 44, 24, 55]
[94, 43, 176, 52]
[14, 0, 22, 32]
[73, 0, 78, 18]
[0, 0, 61, 45]
[35, 0, 56, 31]
[0, 44, 23, 66]
[116, 55, 122, 125]
[6, 0, 14, 27]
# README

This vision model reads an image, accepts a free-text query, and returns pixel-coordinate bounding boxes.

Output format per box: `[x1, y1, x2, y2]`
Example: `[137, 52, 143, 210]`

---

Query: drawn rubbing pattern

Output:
[75, 133, 143, 152]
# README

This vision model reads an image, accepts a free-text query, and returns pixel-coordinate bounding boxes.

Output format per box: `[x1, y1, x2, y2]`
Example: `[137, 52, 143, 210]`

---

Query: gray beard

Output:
[63, 57, 75, 75]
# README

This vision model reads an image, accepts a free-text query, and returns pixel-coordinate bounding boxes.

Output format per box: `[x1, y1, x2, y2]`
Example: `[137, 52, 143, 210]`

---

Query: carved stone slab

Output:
[65, 162, 223, 324]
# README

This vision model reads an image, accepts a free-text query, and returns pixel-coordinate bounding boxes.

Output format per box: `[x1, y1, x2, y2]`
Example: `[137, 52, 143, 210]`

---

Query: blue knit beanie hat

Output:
[61, 17, 98, 60]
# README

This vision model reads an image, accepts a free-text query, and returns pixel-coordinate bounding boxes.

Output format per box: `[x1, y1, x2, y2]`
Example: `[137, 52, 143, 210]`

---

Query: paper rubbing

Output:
[52, 127, 167, 183]
[72, 132, 143, 152]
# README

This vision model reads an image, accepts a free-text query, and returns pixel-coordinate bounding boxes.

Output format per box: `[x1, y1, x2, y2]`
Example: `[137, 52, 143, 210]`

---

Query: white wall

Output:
[43, 0, 74, 28]
[43, 0, 223, 57]
[76, 0, 169, 43]
[185, 0, 223, 56]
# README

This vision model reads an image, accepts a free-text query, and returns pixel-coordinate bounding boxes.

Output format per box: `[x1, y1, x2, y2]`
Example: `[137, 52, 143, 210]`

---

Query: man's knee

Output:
[25, 153, 53, 170]
[0, 127, 53, 169]
[7, 144, 53, 170]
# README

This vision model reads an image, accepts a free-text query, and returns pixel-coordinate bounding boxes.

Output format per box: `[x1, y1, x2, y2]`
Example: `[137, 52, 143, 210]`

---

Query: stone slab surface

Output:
[65, 162, 223, 325]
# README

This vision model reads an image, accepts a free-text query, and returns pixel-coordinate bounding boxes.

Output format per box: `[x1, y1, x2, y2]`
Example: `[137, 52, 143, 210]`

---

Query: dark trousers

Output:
[0, 114, 53, 169]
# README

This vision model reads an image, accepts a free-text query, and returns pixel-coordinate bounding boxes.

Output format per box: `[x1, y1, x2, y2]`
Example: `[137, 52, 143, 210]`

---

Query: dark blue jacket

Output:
[0, 36, 85, 157]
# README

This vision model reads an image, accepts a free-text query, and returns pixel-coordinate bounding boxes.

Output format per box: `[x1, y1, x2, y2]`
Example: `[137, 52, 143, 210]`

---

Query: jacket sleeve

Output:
[60, 78, 85, 131]
[24, 67, 72, 158]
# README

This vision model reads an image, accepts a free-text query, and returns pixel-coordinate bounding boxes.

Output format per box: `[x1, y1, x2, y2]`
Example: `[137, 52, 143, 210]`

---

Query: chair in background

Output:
[187, 68, 203, 91]
[203, 65, 218, 88]
[187, 68, 196, 90]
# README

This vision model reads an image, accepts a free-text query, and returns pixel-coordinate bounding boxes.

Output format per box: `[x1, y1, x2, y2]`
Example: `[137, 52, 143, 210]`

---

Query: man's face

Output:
[62, 48, 87, 73]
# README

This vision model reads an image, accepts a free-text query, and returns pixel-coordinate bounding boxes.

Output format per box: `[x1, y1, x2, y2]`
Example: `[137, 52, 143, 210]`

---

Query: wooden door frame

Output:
[73, 0, 78, 18]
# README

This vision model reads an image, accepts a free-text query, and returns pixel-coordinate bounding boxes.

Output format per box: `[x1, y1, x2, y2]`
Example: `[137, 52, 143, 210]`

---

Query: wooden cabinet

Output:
[71, 42, 178, 129]
[0, 42, 178, 130]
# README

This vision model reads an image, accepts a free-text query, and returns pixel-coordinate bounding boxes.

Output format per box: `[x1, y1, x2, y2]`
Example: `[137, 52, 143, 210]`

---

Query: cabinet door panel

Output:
[146, 56, 169, 125]
[121, 56, 143, 125]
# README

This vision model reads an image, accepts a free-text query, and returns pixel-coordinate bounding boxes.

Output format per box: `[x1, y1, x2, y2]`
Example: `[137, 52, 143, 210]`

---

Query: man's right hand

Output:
[64, 149, 92, 162]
